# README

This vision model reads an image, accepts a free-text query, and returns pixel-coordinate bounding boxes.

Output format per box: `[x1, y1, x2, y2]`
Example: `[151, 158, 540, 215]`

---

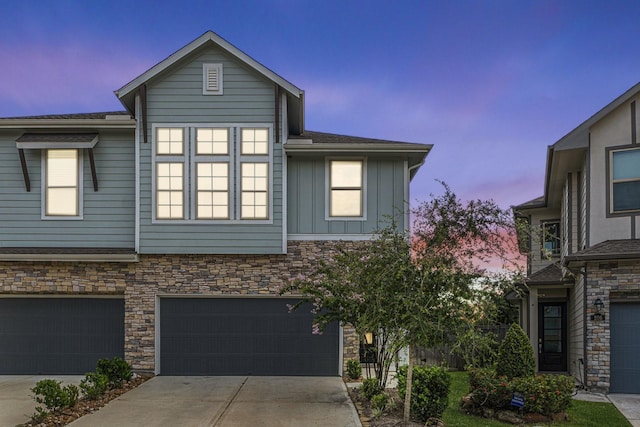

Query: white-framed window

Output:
[44, 149, 81, 218]
[155, 128, 185, 219]
[327, 159, 365, 219]
[610, 147, 640, 213]
[153, 124, 271, 222]
[541, 220, 560, 258]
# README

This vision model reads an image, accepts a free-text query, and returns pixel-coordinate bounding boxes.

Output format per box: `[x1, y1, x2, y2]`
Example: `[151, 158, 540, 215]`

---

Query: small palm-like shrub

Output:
[496, 323, 535, 379]
[346, 359, 362, 380]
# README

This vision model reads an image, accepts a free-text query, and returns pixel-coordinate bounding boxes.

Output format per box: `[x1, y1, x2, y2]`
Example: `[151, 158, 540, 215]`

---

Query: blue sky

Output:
[2, 0, 640, 209]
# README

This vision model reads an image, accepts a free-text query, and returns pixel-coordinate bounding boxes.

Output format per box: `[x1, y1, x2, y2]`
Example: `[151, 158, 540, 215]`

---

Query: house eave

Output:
[0, 253, 139, 263]
[0, 119, 136, 130]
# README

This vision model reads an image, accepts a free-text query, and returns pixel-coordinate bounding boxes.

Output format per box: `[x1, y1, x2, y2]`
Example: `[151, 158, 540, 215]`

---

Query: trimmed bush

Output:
[496, 323, 535, 379]
[96, 356, 133, 388]
[31, 379, 78, 421]
[80, 372, 109, 400]
[397, 365, 451, 422]
[467, 369, 574, 415]
[361, 377, 382, 400]
[346, 359, 362, 380]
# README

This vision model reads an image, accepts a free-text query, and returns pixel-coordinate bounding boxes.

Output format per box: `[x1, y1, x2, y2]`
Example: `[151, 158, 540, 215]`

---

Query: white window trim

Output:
[202, 63, 223, 96]
[151, 123, 273, 224]
[609, 147, 640, 214]
[41, 149, 84, 220]
[325, 157, 367, 221]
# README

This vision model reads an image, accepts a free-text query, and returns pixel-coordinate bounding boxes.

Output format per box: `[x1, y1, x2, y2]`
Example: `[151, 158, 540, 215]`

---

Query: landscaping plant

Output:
[361, 377, 382, 400]
[80, 372, 109, 400]
[96, 356, 133, 388]
[31, 379, 78, 421]
[496, 323, 535, 379]
[346, 359, 362, 380]
[397, 365, 451, 422]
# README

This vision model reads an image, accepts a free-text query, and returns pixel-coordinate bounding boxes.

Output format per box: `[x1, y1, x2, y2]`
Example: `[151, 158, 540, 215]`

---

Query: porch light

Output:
[364, 332, 374, 345]
[591, 298, 605, 321]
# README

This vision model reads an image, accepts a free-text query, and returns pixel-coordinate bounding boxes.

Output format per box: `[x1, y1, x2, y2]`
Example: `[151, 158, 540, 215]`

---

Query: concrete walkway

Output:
[575, 390, 640, 426]
[69, 376, 361, 427]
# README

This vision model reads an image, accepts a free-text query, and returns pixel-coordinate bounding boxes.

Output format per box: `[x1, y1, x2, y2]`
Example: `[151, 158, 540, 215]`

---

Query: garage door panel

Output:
[610, 303, 640, 393]
[160, 298, 338, 376]
[0, 298, 124, 374]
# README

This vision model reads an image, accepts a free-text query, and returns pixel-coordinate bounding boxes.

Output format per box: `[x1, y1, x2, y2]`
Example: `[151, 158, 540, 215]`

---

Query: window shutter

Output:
[203, 64, 223, 95]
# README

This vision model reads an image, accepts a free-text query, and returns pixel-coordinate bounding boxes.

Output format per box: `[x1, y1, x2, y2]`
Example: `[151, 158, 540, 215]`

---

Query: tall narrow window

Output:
[156, 128, 184, 219]
[611, 148, 640, 212]
[46, 149, 79, 216]
[241, 163, 268, 219]
[329, 160, 363, 217]
[541, 221, 560, 258]
[197, 163, 229, 219]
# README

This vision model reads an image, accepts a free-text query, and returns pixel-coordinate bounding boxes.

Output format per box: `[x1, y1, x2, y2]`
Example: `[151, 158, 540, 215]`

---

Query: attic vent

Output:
[203, 63, 223, 95]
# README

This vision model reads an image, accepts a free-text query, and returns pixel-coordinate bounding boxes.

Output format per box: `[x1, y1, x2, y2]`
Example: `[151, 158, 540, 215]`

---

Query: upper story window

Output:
[153, 125, 271, 222]
[45, 149, 80, 217]
[541, 220, 560, 258]
[328, 159, 365, 218]
[611, 148, 640, 213]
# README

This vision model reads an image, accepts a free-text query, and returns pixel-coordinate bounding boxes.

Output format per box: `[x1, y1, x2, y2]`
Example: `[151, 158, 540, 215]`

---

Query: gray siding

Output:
[287, 157, 407, 235]
[139, 45, 282, 254]
[0, 130, 135, 248]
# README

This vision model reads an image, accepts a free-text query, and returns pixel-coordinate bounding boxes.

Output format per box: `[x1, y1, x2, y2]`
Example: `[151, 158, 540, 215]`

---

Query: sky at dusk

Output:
[2, 1, 640, 210]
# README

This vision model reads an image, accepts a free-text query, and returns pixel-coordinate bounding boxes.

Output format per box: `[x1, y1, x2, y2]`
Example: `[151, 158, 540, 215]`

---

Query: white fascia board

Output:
[284, 142, 432, 153]
[115, 31, 303, 100]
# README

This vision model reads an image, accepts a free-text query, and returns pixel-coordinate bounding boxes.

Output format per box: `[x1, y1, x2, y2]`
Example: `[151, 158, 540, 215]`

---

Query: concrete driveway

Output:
[0, 375, 83, 427]
[69, 376, 361, 427]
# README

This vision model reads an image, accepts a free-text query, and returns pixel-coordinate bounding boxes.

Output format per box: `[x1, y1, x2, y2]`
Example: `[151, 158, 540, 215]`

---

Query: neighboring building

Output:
[514, 81, 640, 393]
[0, 31, 430, 376]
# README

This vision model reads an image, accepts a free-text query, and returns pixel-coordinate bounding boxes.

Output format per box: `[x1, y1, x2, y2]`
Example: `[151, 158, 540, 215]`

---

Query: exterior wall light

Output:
[591, 298, 605, 321]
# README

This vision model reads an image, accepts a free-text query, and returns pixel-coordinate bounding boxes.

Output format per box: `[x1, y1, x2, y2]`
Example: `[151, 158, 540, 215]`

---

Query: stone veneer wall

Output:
[585, 260, 640, 392]
[0, 240, 360, 374]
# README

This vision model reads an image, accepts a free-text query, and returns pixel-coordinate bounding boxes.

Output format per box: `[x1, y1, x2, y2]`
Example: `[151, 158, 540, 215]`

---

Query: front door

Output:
[538, 302, 567, 372]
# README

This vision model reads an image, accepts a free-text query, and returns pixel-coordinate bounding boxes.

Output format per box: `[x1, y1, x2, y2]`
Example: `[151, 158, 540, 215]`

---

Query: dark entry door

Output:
[538, 302, 567, 371]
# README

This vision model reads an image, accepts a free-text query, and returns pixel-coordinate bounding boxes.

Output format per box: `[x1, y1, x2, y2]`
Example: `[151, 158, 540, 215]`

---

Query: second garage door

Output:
[610, 302, 640, 393]
[0, 297, 124, 374]
[160, 298, 339, 376]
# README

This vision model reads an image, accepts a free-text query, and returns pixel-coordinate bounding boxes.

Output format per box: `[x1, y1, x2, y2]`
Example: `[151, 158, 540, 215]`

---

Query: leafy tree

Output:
[496, 323, 535, 379]
[281, 182, 522, 425]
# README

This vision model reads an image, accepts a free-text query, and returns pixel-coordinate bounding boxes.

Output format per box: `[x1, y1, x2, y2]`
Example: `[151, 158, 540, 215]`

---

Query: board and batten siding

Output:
[0, 130, 135, 248]
[139, 45, 283, 254]
[287, 157, 407, 235]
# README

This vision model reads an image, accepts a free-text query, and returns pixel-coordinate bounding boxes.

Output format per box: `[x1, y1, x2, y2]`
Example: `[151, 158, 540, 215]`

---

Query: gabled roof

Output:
[285, 130, 432, 179]
[513, 195, 545, 211]
[525, 263, 573, 286]
[115, 31, 303, 113]
[564, 239, 640, 264]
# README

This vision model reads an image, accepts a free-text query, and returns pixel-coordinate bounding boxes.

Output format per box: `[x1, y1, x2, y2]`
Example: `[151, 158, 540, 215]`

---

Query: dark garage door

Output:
[0, 298, 124, 374]
[160, 298, 339, 375]
[610, 303, 640, 393]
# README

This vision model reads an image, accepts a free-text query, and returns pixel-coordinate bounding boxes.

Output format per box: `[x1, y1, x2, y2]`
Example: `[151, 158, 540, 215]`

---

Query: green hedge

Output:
[468, 368, 574, 415]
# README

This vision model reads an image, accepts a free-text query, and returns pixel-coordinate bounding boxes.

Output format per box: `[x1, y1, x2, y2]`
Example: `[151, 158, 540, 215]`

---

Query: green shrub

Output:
[80, 372, 109, 400]
[31, 379, 77, 420]
[496, 323, 535, 379]
[96, 356, 133, 388]
[346, 359, 362, 380]
[467, 368, 574, 415]
[397, 365, 451, 422]
[361, 377, 382, 400]
[370, 392, 389, 411]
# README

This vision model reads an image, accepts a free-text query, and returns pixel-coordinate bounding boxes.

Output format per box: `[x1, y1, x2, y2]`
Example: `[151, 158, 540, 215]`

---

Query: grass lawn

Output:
[442, 371, 631, 426]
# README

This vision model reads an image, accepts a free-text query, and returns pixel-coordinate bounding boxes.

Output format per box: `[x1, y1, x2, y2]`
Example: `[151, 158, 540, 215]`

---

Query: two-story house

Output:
[514, 81, 640, 393]
[0, 31, 430, 376]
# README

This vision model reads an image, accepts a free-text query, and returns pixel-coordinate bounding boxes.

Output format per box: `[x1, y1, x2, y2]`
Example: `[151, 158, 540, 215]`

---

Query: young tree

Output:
[282, 182, 522, 424]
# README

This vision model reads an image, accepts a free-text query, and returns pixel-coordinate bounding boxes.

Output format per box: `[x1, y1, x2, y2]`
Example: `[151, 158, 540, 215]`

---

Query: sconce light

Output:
[364, 332, 374, 345]
[591, 298, 605, 321]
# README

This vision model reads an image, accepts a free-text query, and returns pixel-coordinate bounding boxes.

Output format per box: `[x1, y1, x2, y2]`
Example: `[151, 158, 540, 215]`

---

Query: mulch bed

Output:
[346, 385, 430, 427]
[19, 374, 153, 427]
